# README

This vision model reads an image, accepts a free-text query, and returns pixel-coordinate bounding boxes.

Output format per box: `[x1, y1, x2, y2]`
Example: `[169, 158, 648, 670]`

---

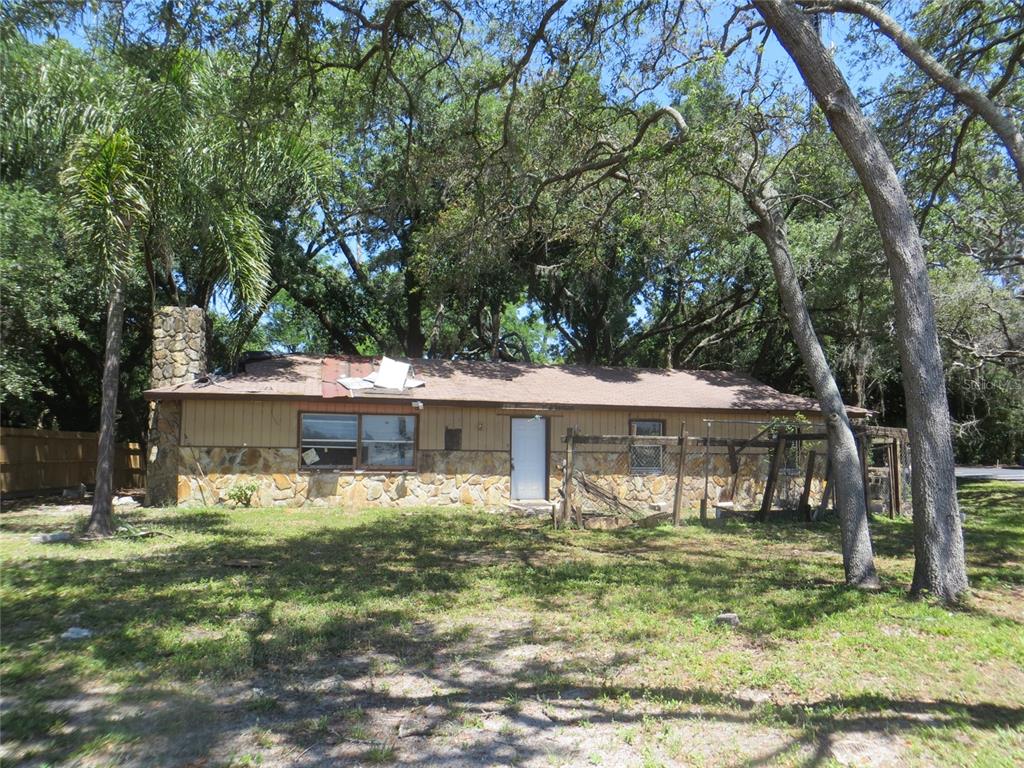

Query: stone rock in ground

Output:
[32, 531, 73, 544]
[61, 627, 94, 640]
[397, 704, 448, 738]
[715, 612, 740, 627]
[736, 688, 772, 705]
[62, 484, 88, 498]
[827, 731, 903, 767]
[113, 495, 138, 507]
[583, 515, 632, 530]
[638, 511, 673, 528]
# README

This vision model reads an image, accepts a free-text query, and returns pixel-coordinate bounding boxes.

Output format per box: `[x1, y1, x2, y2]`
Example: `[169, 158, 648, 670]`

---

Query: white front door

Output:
[511, 417, 547, 500]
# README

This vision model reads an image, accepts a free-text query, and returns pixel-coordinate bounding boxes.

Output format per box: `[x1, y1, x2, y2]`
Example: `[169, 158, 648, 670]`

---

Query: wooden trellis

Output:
[556, 422, 909, 529]
[558, 428, 689, 529]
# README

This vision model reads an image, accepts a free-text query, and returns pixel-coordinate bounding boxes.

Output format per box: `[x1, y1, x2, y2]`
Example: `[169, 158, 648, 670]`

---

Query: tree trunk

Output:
[86, 277, 127, 537]
[746, 189, 880, 588]
[754, 0, 968, 603]
[403, 255, 425, 358]
[490, 304, 502, 361]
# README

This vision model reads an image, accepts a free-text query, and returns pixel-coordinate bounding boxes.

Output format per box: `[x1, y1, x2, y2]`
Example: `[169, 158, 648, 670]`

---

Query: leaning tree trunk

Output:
[745, 188, 880, 588]
[86, 277, 127, 537]
[753, 0, 968, 603]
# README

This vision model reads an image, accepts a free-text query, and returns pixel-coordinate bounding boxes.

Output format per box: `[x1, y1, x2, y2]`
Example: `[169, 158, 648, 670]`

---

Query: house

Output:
[144, 309, 837, 511]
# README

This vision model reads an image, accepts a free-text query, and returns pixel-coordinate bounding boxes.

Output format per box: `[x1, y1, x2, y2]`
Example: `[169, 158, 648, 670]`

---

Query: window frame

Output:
[628, 418, 666, 476]
[298, 411, 418, 472]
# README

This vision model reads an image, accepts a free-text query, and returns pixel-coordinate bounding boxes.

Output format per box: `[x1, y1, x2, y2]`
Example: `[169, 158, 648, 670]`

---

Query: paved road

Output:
[955, 466, 1024, 483]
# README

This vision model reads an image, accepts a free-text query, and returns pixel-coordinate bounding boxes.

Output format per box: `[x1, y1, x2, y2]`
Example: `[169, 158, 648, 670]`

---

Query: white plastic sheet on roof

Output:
[338, 356, 425, 392]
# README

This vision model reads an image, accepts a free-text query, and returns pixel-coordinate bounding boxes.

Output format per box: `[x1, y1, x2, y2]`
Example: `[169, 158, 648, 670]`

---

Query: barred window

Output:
[629, 419, 664, 475]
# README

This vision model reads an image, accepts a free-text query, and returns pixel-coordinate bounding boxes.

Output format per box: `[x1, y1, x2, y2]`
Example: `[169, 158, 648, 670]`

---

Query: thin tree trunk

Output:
[798, 0, 1024, 186]
[745, 187, 880, 588]
[404, 257, 425, 357]
[231, 284, 280, 364]
[753, 0, 968, 603]
[490, 305, 502, 361]
[86, 277, 127, 537]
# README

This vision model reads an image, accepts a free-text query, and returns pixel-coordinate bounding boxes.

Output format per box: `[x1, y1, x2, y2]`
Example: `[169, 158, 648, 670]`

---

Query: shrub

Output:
[226, 481, 260, 507]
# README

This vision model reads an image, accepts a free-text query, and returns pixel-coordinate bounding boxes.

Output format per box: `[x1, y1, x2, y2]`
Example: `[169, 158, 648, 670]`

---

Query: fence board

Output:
[0, 427, 145, 495]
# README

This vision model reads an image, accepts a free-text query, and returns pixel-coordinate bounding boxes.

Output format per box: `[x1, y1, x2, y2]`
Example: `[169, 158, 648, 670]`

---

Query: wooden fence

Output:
[0, 427, 145, 496]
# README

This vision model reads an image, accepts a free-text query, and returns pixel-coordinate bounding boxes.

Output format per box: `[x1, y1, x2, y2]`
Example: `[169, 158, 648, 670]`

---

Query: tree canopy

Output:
[1, 0, 1021, 464]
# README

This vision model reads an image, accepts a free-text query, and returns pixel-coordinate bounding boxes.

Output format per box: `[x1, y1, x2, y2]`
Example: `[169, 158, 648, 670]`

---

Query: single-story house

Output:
[144, 328, 841, 511]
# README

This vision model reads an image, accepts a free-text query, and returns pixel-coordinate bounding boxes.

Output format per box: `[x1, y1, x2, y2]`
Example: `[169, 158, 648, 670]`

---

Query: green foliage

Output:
[2, 5, 1021, 463]
[225, 481, 260, 508]
[59, 128, 149, 279]
[0, 184, 85, 417]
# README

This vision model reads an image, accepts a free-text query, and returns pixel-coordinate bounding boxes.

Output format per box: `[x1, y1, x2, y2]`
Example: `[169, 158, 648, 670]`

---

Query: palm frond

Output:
[202, 201, 272, 309]
[58, 128, 149, 282]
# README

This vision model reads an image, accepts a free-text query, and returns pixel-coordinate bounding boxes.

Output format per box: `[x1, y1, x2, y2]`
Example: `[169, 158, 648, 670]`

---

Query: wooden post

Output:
[727, 440, 739, 474]
[562, 427, 575, 528]
[814, 456, 832, 521]
[859, 432, 872, 518]
[672, 431, 689, 526]
[798, 449, 817, 522]
[884, 441, 893, 519]
[699, 421, 711, 524]
[890, 440, 902, 518]
[724, 439, 741, 504]
[758, 433, 787, 522]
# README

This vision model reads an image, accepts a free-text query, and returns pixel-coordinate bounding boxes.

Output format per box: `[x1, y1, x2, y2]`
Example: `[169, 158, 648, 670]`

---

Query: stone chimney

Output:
[151, 306, 207, 386]
[146, 306, 206, 506]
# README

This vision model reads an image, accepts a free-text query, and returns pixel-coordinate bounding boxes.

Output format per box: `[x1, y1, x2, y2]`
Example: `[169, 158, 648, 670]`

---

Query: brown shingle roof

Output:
[145, 355, 831, 414]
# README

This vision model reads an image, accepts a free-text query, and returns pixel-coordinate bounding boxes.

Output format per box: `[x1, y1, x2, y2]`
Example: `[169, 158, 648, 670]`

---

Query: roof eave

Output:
[143, 389, 821, 413]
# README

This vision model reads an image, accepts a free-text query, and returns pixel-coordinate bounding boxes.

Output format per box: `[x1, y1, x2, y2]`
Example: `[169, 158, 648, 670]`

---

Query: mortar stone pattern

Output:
[173, 445, 827, 513]
[147, 306, 206, 506]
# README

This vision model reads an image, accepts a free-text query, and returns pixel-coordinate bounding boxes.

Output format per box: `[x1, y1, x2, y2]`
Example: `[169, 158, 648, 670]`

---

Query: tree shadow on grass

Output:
[7, 615, 1021, 767]
[3, 502, 1023, 765]
[4, 505, 1013, 679]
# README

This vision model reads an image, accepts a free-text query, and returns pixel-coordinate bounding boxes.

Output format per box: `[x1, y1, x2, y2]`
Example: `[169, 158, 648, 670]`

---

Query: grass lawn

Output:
[1, 482, 1022, 767]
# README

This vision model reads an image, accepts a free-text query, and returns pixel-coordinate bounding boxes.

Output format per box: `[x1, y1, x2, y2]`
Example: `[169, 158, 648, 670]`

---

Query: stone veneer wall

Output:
[176, 448, 512, 508]
[550, 449, 826, 512]
[174, 443, 826, 512]
[147, 306, 206, 506]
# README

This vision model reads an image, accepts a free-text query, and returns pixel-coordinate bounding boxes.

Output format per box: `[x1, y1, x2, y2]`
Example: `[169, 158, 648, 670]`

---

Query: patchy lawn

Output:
[1, 482, 1021, 767]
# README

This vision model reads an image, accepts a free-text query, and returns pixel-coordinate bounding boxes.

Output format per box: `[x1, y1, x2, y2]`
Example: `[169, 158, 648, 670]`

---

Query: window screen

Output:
[630, 420, 664, 475]
[444, 427, 462, 451]
[301, 414, 357, 468]
[361, 415, 416, 467]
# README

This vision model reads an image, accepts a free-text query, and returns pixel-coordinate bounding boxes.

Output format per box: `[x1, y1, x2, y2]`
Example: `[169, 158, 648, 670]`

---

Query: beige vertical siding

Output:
[181, 398, 821, 451]
[180, 399, 416, 448]
[547, 409, 815, 452]
[419, 406, 510, 451]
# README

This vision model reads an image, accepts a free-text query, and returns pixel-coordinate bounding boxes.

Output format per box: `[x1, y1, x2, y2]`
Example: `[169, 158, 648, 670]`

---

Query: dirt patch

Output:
[826, 730, 905, 767]
[973, 585, 1024, 622]
[1, 614, 827, 767]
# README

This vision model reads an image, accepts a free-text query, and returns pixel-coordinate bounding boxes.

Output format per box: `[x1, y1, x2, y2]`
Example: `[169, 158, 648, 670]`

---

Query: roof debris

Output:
[338, 356, 425, 393]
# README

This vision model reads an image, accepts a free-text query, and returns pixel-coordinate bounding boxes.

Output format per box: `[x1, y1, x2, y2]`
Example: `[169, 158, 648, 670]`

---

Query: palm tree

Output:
[60, 129, 150, 536]
[57, 53, 280, 535]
